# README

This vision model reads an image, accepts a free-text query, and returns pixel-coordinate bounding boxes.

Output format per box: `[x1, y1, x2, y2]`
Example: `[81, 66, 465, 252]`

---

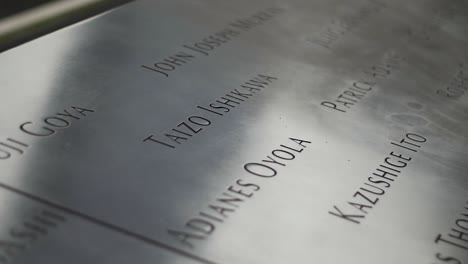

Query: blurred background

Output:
[0, 0, 131, 52]
[0, 0, 55, 19]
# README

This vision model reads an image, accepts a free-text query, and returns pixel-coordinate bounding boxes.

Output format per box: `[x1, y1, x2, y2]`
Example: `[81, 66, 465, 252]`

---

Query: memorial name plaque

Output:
[0, 0, 467, 263]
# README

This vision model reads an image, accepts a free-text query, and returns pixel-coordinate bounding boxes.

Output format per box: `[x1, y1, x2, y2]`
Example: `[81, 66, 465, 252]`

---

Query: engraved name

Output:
[0, 106, 95, 161]
[321, 51, 405, 113]
[167, 137, 311, 248]
[329, 132, 427, 224]
[432, 200, 468, 264]
[309, 0, 386, 49]
[436, 62, 468, 99]
[141, 7, 284, 78]
[142, 74, 277, 149]
[0, 209, 65, 263]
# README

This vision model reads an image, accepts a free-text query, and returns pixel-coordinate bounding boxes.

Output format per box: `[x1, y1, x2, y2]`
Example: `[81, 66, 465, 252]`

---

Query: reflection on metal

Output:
[0, 0, 132, 52]
[0, 0, 467, 263]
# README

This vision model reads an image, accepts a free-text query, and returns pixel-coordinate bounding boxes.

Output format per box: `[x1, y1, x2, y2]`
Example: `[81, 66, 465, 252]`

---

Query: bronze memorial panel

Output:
[0, 0, 467, 263]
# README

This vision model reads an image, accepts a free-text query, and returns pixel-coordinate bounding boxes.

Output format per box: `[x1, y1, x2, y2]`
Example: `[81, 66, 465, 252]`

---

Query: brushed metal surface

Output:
[0, 0, 467, 263]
